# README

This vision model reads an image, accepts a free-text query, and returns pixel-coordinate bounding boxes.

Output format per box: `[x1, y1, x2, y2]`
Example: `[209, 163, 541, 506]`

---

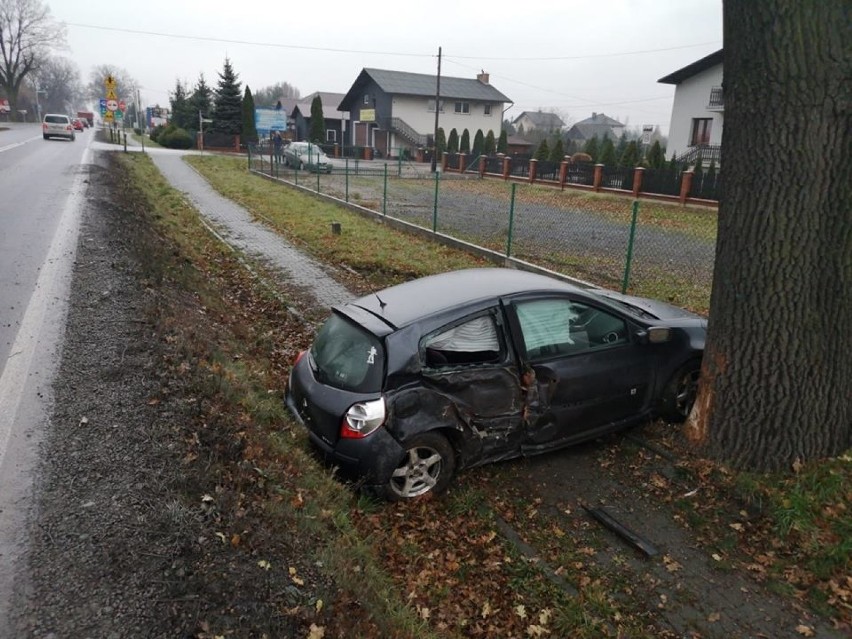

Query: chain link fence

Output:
[247, 147, 717, 312]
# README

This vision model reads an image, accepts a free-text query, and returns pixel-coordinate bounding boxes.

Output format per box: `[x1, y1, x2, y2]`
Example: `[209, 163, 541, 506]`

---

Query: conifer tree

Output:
[599, 137, 616, 166]
[647, 139, 665, 169]
[241, 85, 257, 144]
[484, 130, 496, 155]
[435, 127, 447, 155]
[472, 129, 484, 156]
[497, 129, 508, 154]
[549, 137, 564, 163]
[190, 73, 213, 122]
[212, 58, 242, 135]
[535, 139, 550, 161]
[583, 135, 599, 161]
[620, 140, 640, 168]
[309, 94, 325, 142]
[447, 128, 459, 153]
[460, 129, 470, 153]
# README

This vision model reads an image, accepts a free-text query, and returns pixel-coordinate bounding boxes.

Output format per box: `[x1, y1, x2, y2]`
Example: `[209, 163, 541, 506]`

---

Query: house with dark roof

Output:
[511, 110, 565, 133]
[658, 49, 723, 165]
[564, 113, 625, 144]
[337, 68, 511, 158]
[290, 91, 349, 144]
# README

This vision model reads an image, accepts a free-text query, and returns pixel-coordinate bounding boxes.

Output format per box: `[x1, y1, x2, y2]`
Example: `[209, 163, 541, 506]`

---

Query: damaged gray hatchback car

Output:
[286, 268, 705, 500]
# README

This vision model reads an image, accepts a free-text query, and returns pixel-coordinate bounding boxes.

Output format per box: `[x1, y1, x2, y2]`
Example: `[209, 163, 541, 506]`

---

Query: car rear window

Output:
[45, 115, 69, 124]
[310, 313, 384, 393]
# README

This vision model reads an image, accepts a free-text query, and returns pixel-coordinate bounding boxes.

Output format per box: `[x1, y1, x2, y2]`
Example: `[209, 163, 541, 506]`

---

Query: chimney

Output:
[592, 112, 597, 120]
[477, 70, 490, 84]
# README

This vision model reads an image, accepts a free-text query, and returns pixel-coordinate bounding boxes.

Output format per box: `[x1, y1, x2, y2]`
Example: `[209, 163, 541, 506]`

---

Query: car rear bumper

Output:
[284, 388, 403, 487]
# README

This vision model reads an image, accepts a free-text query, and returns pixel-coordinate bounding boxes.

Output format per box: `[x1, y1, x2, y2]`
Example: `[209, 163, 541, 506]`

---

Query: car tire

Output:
[43, 135, 49, 140]
[659, 361, 701, 423]
[385, 432, 455, 501]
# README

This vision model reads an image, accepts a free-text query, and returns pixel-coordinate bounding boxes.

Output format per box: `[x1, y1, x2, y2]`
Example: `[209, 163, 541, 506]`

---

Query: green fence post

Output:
[345, 158, 349, 202]
[622, 200, 640, 293]
[506, 182, 517, 257]
[294, 162, 298, 187]
[247, 145, 251, 170]
[317, 166, 320, 193]
[432, 169, 440, 232]
[383, 163, 388, 216]
[398, 151, 402, 177]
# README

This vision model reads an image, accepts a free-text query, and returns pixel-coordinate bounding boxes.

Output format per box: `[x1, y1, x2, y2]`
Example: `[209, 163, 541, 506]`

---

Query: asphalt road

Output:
[0, 121, 92, 635]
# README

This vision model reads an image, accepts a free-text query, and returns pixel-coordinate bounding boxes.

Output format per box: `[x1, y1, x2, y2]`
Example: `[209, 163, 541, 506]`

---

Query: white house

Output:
[338, 69, 511, 158]
[658, 49, 724, 165]
[512, 110, 564, 133]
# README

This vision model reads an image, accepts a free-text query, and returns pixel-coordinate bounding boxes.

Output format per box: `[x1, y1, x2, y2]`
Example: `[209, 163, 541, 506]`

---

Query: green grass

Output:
[191, 155, 713, 313]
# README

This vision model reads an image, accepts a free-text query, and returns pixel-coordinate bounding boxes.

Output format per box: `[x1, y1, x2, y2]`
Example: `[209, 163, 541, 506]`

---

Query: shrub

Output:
[159, 127, 194, 149]
[149, 124, 167, 143]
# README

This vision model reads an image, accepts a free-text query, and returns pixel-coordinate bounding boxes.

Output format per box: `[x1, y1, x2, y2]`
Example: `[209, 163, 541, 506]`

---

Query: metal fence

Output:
[246, 147, 717, 310]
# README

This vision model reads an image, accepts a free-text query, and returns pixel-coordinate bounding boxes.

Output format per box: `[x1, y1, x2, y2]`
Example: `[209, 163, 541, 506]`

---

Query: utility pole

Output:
[430, 46, 442, 173]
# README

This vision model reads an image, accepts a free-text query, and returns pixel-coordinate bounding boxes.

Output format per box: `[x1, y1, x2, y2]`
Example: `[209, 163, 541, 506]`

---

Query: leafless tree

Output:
[86, 64, 138, 104]
[0, 0, 66, 119]
[34, 55, 81, 113]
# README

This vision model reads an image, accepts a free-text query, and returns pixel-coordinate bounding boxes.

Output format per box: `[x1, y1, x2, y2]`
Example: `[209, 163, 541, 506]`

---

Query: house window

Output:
[484, 104, 492, 116]
[326, 129, 337, 142]
[427, 99, 444, 113]
[455, 102, 470, 115]
[690, 118, 712, 146]
[363, 94, 371, 105]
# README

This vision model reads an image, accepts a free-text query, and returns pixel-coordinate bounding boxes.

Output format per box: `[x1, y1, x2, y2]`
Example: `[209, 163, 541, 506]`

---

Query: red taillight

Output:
[340, 399, 386, 439]
[42, 124, 47, 131]
[293, 350, 307, 366]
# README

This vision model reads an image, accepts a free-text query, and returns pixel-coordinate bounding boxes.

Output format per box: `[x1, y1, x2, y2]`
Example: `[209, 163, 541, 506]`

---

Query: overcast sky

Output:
[51, 0, 722, 134]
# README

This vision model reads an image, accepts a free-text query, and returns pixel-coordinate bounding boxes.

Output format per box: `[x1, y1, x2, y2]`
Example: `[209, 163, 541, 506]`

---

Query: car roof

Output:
[347, 268, 583, 328]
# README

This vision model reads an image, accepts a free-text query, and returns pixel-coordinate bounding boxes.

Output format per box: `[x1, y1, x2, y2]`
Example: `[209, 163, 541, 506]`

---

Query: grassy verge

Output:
[191, 155, 714, 313]
[132, 151, 848, 634]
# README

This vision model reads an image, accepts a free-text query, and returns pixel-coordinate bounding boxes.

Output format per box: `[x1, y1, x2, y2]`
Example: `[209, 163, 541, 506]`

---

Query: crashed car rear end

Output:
[286, 268, 705, 500]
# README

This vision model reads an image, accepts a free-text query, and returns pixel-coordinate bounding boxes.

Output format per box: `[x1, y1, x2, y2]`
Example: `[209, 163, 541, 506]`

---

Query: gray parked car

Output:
[286, 268, 706, 500]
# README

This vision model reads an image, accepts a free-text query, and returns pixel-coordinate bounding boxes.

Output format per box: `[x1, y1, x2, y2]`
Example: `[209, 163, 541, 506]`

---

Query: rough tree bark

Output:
[685, 0, 851, 470]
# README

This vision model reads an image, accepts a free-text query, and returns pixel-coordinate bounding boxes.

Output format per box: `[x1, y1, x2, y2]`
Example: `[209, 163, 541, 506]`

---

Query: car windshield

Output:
[45, 115, 68, 124]
[310, 313, 384, 393]
[302, 145, 325, 158]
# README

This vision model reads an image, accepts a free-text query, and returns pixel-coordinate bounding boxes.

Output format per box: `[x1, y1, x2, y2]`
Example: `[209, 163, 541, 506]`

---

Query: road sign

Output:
[99, 98, 107, 116]
[118, 99, 126, 112]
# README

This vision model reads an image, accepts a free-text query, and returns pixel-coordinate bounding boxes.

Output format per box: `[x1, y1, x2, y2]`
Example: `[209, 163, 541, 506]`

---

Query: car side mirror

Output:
[647, 327, 672, 343]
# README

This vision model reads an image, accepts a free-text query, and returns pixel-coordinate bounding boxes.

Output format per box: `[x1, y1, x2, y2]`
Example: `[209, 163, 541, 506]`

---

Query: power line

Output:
[64, 22, 433, 57]
[65, 21, 718, 63]
[447, 41, 721, 61]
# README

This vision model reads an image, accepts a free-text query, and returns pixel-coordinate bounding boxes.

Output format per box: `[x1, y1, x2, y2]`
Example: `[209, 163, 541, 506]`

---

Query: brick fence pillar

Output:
[235, 134, 241, 152]
[459, 153, 467, 173]
[529, 158, 538, 184]
[559, 159, 569, 189]
[632, 166, 644, 198]
[479, 155, 487, 177]
[502, 155, 511, 180]
[334, 143, 340, 158]
[593, 164, 604, 191]
[679, 170, 694, 205]
[441, 152, 449, 172]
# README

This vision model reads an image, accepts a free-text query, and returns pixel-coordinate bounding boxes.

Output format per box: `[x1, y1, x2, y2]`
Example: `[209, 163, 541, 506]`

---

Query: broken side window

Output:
[422, 315, 501, 368]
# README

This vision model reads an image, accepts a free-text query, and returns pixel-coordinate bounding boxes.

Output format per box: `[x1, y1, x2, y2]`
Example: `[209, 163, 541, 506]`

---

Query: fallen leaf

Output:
[515, 604, 527, 619]
[729, 522, 744, 531]
[795, 625, 814, 637]
[526, 624, 546, 637]
[79, 416, 89, 427]
[315, 599, 323, 613]
[308, 624, 325, 639]
[708, 612, 721, 622]
[257, 560, 271, 571]
[289, 566, 304, 585]
[538, 608, 551, 625]
[481, 601, 492, 618]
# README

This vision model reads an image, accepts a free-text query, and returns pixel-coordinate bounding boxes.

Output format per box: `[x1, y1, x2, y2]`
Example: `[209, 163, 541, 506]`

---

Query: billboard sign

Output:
[255, 107, 287, 136]
[0, 99, 9, 113]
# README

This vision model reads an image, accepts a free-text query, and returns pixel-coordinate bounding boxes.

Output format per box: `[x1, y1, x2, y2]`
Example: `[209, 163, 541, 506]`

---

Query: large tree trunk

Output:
[685, 0, 851, 470]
